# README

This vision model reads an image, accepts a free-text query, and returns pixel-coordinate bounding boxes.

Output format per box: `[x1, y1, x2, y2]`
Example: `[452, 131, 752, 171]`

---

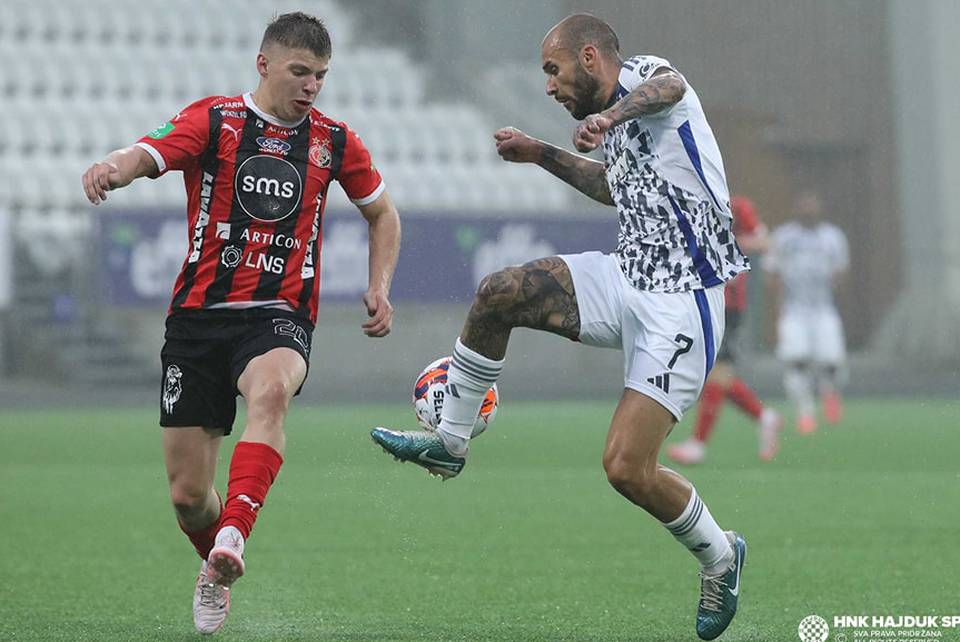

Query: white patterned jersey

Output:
[602, 55, 749, 293]
[764, 221, 849, 310]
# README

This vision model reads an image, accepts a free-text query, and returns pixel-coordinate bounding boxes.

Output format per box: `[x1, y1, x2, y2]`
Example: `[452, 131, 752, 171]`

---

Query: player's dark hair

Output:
[555, 13, 620, 58]
[261, 12, 332, 59]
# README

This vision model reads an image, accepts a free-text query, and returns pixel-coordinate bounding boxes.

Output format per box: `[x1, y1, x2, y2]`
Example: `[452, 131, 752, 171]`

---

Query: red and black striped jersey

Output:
[136, 93, 383, 324]
[724, 196, 761, 312]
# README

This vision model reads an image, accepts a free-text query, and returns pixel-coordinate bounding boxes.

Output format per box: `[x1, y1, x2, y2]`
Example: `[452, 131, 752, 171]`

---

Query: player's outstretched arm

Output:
[572, 68, 686, 153]
[358, 191, 400, 337]
[494, 127, 613, 206]
[81, 146, 158, 205]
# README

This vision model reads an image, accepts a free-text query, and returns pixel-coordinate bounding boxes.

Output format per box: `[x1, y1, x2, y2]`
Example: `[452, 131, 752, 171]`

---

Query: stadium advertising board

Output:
[98, 210, 617, 305]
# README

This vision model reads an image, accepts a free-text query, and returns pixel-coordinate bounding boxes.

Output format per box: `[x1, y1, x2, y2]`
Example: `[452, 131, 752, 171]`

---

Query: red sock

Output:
[179, 492, 223, 560]
[219, 441, 284, 540]
[693, 381, 727, 442]
[728, 377, 764, 420]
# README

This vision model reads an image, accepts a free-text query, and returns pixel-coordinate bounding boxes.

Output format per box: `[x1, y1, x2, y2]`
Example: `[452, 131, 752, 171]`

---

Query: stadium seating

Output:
[0, 0, 572, 220]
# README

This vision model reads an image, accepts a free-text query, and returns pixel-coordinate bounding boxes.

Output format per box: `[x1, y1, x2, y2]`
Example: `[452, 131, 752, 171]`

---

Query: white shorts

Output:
[560, 252, 725, 421]
[777, 306, 846, 364]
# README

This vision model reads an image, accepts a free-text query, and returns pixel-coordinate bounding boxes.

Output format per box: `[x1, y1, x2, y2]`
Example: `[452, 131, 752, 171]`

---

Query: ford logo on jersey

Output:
[256, 136, 292, 154]
[234, 155, 303, 222]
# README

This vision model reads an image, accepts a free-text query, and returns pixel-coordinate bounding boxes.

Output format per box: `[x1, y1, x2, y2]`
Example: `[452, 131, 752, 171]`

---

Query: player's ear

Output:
[255, 51, 270, 78]
[579, 44, 598, 72]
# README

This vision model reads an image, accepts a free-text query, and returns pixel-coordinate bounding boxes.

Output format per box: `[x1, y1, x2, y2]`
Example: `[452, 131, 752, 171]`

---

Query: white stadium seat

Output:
[2, 0, 570, 214]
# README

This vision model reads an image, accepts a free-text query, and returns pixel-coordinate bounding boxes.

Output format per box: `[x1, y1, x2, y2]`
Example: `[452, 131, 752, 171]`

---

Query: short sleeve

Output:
[338, 127, 384, 206]
[135, 97, 215, 176]
[618, 55, 676, 92]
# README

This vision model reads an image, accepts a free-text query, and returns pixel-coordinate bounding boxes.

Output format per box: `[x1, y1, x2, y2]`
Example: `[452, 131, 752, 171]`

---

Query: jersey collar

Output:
[243, 92, 308, 129]
[605, 83, 628, 109]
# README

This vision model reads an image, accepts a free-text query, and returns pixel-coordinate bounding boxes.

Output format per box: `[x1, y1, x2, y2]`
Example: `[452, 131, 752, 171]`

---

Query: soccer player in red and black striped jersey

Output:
[81, 13, 400, 635]
[667, 196, 783, 465]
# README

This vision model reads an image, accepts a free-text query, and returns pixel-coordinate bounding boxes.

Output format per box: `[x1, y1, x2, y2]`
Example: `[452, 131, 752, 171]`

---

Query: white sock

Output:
[663, 488, 733, 573]
[436, 338, 504, 456]
[784, 367, 815, 417]
[759, 407, 779, 426]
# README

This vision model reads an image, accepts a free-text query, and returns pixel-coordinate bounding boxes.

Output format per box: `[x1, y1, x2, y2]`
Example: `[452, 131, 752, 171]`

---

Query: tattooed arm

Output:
[494, 127, 613, 205]
[572, 68, 686, 153]
[537, 142, 613, 205]
[603, 67, 686, 125]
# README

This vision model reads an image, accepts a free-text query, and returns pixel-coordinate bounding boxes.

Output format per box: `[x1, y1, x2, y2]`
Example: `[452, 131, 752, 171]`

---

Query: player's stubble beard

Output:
[569, 61, 603, 121]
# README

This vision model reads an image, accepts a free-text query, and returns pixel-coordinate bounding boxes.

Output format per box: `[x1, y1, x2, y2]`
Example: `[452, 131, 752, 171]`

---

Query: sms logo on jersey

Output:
[234, 155, 303, 222]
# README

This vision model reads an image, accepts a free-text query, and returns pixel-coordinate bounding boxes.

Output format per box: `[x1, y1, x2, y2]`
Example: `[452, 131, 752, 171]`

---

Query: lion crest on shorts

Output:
[163, 365, 183, 414]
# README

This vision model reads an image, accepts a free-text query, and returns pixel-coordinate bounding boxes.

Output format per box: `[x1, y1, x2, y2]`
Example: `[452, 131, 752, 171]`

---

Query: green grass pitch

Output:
[1, 398, 958, 641]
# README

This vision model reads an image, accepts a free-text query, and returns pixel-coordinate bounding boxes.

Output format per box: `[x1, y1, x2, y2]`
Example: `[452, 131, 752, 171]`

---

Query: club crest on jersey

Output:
[309, 137, 331, 168]
[256, 136, 292, 154]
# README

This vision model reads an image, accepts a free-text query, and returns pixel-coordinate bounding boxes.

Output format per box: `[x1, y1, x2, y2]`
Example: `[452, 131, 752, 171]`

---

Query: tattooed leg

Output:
[460, 256, 580, 360]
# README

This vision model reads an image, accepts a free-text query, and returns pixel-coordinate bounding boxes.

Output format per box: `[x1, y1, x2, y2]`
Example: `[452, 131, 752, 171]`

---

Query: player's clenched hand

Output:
[573, 113, 613, 153]
[81, 161, 122, 205]
[494, 127, 542, 164]
[362, 289, 394, 338]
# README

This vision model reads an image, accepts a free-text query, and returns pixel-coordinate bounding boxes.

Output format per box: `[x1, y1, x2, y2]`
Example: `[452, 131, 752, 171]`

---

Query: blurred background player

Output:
[81, 12, 400, 635]
[765, 189, 849, 434]
[373, 14, 749, 641]
[668, 195, 783, 464]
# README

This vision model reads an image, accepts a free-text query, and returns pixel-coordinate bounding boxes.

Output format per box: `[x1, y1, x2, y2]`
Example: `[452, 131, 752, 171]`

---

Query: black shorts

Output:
[160, 309, 314, 434]
[716, 309, 742, 365]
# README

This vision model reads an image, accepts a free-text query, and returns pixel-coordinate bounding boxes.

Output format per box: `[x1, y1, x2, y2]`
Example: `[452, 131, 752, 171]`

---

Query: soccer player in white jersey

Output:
[765, 190, 849, 434]
[373, 14, 749, 640]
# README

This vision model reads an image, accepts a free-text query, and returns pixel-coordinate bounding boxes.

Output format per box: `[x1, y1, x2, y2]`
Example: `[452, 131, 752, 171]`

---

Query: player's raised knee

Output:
[475, 267, 524, 312]
[246, 379, 293, 416]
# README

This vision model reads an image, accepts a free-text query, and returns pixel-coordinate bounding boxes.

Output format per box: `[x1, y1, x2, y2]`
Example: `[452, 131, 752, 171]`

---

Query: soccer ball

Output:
[413, 356, 498, 437]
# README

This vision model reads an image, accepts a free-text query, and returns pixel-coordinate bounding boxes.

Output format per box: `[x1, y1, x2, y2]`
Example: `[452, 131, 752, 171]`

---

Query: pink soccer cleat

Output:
[796, 414, 818, 435]
[193, 560, 230, 635]
[667, 438, 706, 465]
[822, 392, 843, 424]
[207, 526, 246, 588]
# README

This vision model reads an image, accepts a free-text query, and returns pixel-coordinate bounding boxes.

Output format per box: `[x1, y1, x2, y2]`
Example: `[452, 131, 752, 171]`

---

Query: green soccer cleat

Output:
[370, 427, 466, 479]
[696, 531, 747, 640]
